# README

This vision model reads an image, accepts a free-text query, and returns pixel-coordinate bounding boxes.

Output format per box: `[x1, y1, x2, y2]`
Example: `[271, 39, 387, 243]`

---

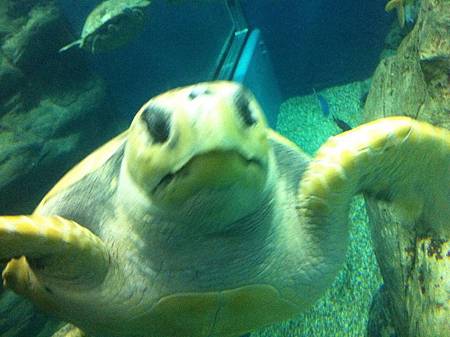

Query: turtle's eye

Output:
[234, 88, 257, 127]
[142, 105, 171, 144]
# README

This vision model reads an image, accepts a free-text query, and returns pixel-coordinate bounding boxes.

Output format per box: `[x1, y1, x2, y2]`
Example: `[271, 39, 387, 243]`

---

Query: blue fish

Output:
[313, 88, 330, 117]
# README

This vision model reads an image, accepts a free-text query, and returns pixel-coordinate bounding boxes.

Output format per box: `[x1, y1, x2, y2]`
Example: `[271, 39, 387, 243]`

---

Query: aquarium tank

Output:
[0, 0, 449, 337]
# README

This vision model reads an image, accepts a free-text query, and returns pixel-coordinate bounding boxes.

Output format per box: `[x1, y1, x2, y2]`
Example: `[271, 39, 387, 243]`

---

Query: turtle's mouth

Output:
[152, 150, 264, 196]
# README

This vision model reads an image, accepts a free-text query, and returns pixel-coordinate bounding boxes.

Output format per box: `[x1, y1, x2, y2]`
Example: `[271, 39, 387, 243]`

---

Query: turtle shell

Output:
[79, 0, 151, 53]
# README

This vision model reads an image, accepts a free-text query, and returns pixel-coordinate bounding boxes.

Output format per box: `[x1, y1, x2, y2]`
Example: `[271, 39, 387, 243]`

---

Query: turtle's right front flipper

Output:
[0, 215, 109, 299]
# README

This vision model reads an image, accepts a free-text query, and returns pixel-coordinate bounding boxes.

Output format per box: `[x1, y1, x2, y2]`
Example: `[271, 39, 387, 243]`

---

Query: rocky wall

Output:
[0, 0, 116, 213]
[364, 0, 449, 336]
[0, 1, 118, 336]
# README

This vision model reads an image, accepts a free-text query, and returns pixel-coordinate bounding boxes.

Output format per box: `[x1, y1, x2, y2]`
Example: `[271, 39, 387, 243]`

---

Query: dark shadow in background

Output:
[241, 0, 392, 97]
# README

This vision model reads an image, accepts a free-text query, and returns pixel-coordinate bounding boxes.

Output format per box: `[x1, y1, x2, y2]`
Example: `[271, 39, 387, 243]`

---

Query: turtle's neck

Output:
[113, 155, 279, 289]
[116, 147, 278, 236]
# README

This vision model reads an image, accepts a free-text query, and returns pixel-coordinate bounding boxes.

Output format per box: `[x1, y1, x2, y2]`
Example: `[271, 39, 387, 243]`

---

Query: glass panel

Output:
[240, 0, 392, 97]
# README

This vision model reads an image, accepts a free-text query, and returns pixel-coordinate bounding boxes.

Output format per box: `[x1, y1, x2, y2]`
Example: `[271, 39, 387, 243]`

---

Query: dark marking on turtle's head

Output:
[233, 87, 258, 127]
[141, 104, 172, 144]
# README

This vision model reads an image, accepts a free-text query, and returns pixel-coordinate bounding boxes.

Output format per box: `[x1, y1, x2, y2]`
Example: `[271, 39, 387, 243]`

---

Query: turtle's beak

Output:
[151, 149, 265, 202]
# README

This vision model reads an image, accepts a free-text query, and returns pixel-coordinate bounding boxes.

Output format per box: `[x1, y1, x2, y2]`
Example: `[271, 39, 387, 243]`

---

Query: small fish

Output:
[360, 91, 369, 108]
[404, 3, 416, 27]
[332, 115, 352, 132]
[313, 88, 330, 118]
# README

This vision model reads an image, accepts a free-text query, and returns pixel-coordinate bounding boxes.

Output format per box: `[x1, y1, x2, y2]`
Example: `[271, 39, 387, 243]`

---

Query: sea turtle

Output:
[59, 0, 151, 53]
[0, 81, 448, 337]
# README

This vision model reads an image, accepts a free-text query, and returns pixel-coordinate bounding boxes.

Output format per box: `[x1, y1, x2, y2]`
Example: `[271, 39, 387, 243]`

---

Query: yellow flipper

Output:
[0, 215, 109, 292]
[298, 116, 449, 255]
[51, 323, 86, 337]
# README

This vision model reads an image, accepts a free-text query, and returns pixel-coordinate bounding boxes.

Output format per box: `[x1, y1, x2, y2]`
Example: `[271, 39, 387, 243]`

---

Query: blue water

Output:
[241, 0, 392, 96]
[57, 0, 392, 119]
[58, 0, 233, 121]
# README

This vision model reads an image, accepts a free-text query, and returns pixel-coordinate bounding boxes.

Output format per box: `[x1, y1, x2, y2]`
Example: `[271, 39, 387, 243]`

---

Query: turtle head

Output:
[121, 81, 274, 225]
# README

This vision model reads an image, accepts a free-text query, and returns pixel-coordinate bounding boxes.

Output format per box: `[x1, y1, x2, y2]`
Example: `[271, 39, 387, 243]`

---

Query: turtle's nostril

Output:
[141, 105, 171, 144]
[188, 86, 212, 100]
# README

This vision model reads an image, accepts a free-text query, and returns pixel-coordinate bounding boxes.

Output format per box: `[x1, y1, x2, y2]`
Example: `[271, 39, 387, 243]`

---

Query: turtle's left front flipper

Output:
[298, 117, 449, 235]
[295, 117, 449, 292]
[0, 215, 109, 298]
